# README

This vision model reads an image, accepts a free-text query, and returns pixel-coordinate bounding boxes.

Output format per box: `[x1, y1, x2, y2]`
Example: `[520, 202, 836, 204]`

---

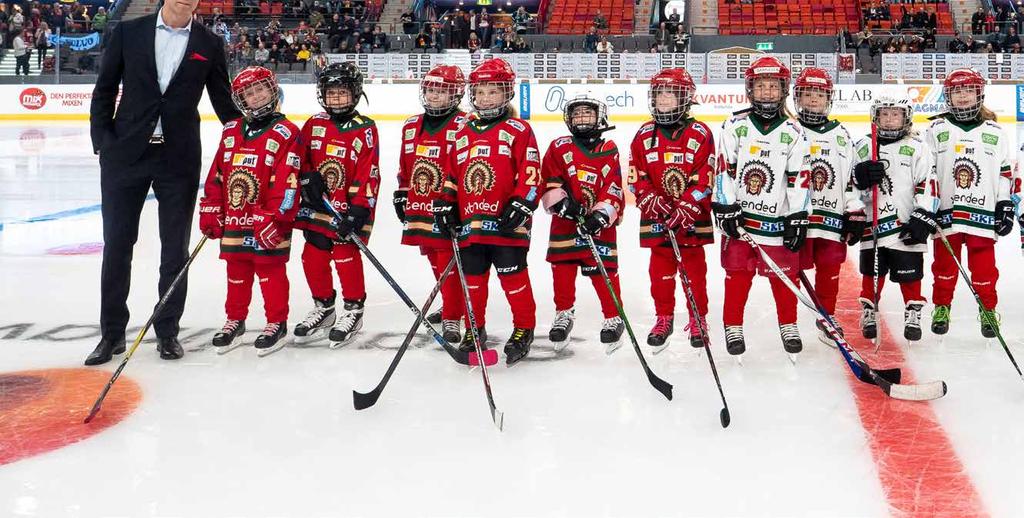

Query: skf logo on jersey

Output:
[416, 145, 441, 158]
[265, 139, 279, 153]
[232, 154, 258, 168]
[223, 136, 235, 149]
[227, 170, 260, 210]
[464, 161, 496, 195]
[411, 159, 443, 196]
[740, 160, 775, 196]
[663, 152, 686, 164]
[471, 145, 492, 158]
[312, 126, 327, 138]
[661, 168, 689, 199]
[953, 158, 981, 189]
[318, 159, 345, 192]
[809, 159, 836, 192]
[325, 143, 347, 158]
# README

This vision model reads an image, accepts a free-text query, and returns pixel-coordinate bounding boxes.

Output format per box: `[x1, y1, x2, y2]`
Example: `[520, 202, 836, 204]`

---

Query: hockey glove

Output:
[498, 196, 534, 232]
[578, 210, 610, 237]
[392, 189, 408, 224]
[336, 205, 370, 241]
[551, 192, 585, 220]
[783, 211, 809, 252]
[432, 199, 460, 236]
[252, 209, 283, 250]
[853, 160, 886, 190]
[666, 199, 703, 231]
[198, 198, 224, 239]
[711, 202, 743, 239]
[842, 209, 867, 245]
[899, 208, 937, 245]
[994, 200, 1015, 237]
[636, 191, 673, 221]
[299, 171, 327, 205]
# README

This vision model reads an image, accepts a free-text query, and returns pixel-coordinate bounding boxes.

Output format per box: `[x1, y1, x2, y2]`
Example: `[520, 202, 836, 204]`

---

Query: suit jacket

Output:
[90, 13, 240, 169]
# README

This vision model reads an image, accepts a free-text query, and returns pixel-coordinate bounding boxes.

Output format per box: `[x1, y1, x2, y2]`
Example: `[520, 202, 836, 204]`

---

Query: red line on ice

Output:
[833, 261, 987, 517]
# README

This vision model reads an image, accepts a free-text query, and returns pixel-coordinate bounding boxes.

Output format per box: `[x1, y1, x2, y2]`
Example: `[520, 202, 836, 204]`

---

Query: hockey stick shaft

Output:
[871, 123, 882, 353]
[450, 235, 504, 430]
[739, 230, 946, 400]
[577, 222, 673, 401]
[352, 256, 456, 410]
[667, 232, 729, 427]
[85, 235, 209, 423]
[934, 227, 1023, 380]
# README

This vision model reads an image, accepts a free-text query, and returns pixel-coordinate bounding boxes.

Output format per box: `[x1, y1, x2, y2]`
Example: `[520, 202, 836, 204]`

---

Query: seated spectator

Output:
[92, 7, 107, 33]
[673, 25, 689, 52]
[297, 43, 311, 69]
[922, 27, 936, 50]
[583, 26, 598, 53]
[240, 40, 254, 65]
[372, 25, 389, 52]
[268, 43, 281, 70]
[358, 26, 373, 52]
[593, 10, 608, 31]
[656, 22, 672, 52]
[415, 29, 432, 49]
[514, 36, 530, 52]
[310, 9, 325, 30]
[596, 35, 613, 53]
[254, 42, 270, 66]
[467, 32, 480, 53]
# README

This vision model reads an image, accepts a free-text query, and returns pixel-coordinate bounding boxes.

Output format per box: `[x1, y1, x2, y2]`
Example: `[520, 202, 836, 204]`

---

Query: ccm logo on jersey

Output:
[232, 154, 258, 167]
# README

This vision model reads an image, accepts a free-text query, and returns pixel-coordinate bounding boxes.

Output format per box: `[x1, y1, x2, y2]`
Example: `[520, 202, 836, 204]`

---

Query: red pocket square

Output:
[189, 52, 208, 62]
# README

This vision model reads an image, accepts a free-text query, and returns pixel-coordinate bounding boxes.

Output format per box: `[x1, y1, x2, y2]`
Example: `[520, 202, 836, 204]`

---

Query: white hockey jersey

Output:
[801, 120, 864, 242]
[715, 114, 811, 246]
[925, 115, 1013, 240]
[852, 133, 938, 253]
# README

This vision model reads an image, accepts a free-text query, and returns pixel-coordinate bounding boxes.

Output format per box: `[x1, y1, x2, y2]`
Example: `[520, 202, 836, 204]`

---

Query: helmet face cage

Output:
[563, 97, 608, 137]
[317, 63, 364, 117]
[232, 75, 279, 121]
[420, 77, 465, 117]
[794, 85, 833, 125]
[745, 76, 788, 118]
[944, 83, 984, 122]
[648, 83, 693, 125]
[469, 81, 514, 120]
[871, 99, 913, 140]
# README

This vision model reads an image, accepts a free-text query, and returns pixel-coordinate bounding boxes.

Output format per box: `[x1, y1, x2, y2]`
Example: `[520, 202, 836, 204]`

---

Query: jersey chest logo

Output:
[740, 160, 775, 196]
[411, 159, 444, 196]
[953, 157, 981, 189]
[227, 170, 260, 210]
[319, 158, 346, 192]
[464, 161, 496, 195]
[809, 159, 836, 192]
[661, 167, 692, 199]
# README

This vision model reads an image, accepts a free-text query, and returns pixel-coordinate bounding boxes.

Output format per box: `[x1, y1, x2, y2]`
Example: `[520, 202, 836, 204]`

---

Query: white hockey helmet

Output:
[870, 91, 914, 140]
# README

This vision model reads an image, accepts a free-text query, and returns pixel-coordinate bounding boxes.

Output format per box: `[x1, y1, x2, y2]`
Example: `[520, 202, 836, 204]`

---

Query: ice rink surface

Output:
[1, 119, 1023, 517]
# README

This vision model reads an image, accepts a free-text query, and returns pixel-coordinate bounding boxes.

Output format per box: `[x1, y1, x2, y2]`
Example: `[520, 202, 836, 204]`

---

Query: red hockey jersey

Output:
[541, 136, 624, 267]
[439, 115, 542, 248]
[202, 116, 302, 263]
[397, 110, 468, 249]
[294, 112, 381, 241]
[628, 119, 715, 248]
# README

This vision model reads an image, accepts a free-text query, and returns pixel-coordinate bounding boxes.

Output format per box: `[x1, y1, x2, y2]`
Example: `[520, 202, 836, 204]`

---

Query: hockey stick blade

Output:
[720, 407, 731, 428]
[467, 349, 499, 366]
[647, 371, 673, 401]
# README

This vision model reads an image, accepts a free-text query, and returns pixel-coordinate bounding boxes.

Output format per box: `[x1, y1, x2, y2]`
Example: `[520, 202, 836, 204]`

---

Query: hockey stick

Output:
[85, 236, 209, 423]
[739, 230, 947, 401]
[353, 256, 464, 410]
[577, 220, 673, 401]
[870, 123, 883, 353]
[319, 199, 473, 366]
[934, 226, 1023, 381]
[667, 232, 729, 426]
[450, 235, 504, 430]
[797, 270, 903, 386]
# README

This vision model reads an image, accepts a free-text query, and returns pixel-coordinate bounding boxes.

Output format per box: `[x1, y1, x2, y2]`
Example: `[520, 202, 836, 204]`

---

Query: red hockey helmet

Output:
[648, 68, 696, 125]
[744, 56, 791, 118]
[468, 58, 516, 119]
[231, 66, 279, 120]
[420, 65, 466, 117]
[793, 67, 834, 125]
[943, 68, 986, 122]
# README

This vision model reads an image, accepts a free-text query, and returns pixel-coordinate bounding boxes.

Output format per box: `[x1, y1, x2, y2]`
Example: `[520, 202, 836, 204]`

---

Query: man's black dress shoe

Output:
[158, 337, 184, 360]
[84, 336, 127, 366]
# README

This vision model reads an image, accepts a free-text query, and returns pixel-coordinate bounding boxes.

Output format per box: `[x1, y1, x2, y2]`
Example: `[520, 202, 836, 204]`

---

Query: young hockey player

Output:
[628, 67, 715, 351]
[199, 66, 302, 355]
[926, 68, 1014, 338]
[432, 58, 541, 365]
[541, 95, 625, 349]
[712, 56, 811, 356]
[292, 62, 381, 348]
[792, 67, 865, 346]
[852, 92, 938, 342]
[393, 65, 469, 344]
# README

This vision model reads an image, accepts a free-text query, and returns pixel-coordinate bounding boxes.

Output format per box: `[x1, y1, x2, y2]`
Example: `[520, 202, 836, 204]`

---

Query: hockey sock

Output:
[499, 270, 537, 329]
[256, 262, 289, 323]
[464, 271, 490, 329]
[333, 242, 367, 302]
[723, 269, 755, 326]
[225, 260, 256, 321]
[301, 243, 336, 300]
[552, 262, 578, 312]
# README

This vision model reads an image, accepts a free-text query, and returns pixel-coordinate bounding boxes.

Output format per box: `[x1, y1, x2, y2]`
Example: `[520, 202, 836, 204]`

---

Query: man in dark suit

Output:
[86, 0, 240, 365]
